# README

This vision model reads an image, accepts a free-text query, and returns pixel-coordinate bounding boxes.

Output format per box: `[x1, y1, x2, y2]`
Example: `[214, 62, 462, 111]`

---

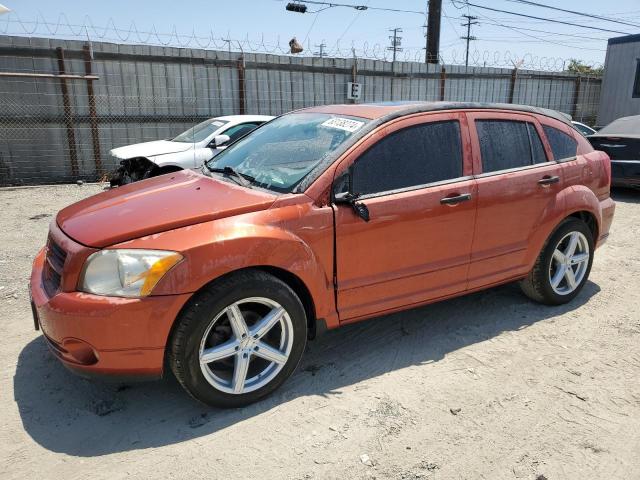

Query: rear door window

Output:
[351, 120, 463, 195]
[542, 125, 577, 160]
[476, 120, 535, 172]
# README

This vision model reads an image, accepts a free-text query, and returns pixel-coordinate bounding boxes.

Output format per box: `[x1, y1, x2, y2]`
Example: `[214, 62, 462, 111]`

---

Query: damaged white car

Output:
[108, 115, 273, 186]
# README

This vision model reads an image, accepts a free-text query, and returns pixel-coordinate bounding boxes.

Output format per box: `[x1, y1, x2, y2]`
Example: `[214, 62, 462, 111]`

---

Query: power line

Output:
[489, 25, 611, 41]
[504, 0, 640, 29]
[334, 0, 370, 44]
[475, 11, 607, 52]
[297, 1, 425, 16]
[461, 1, 632, 35]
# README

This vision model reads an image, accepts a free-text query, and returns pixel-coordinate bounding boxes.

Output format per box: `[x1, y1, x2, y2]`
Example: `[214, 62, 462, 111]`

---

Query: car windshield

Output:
[172, 119, 229, 143]
[205, 112, 370, 192]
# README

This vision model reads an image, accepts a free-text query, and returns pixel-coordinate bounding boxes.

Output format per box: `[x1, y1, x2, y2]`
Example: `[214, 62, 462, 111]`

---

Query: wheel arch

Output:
[161, 265, 319, 377]
[567, 210, 598, 242]
[524, 185, 601, 273]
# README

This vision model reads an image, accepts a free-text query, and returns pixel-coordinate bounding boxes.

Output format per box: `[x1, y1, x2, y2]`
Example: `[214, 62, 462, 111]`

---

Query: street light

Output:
[0, 4, 11, 15]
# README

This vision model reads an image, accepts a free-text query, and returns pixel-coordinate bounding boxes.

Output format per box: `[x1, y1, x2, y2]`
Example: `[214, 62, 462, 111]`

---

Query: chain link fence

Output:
[0, 35, 602, 186]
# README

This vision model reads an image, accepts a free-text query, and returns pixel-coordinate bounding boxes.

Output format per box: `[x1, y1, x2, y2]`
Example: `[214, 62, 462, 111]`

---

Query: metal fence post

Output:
[572, 75, 582, 120]
[350, 55, 358, 104]
[237, 56, 246, 115]
[439, 66, 446, 101]
[82, 45, 103, 177]
[55, 47, 79, 178]
[508, 67, 518, 104]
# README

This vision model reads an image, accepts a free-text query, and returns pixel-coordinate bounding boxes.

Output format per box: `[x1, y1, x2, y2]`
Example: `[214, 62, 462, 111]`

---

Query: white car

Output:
[109, 115, 273, 186]
[571, 120, 597, 136]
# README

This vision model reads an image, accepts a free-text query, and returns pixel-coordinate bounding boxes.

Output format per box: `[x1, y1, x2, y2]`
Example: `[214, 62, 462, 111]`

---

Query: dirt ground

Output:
[1, 183, 639, 480]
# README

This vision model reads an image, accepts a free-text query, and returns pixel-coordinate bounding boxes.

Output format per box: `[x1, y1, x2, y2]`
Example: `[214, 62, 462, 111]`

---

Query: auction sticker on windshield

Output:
[321, 117, 364, 133]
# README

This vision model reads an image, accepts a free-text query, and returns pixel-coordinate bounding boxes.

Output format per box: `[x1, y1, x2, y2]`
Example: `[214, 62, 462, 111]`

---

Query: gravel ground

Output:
[1, 183, 639, 480]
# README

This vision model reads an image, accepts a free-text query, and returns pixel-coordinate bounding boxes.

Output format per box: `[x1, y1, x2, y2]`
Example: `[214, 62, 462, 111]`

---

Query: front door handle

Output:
[440, 193, 472, 205]
[538, 175, 560, 186]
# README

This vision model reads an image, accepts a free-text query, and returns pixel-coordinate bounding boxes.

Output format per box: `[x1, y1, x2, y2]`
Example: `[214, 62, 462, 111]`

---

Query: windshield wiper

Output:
[207, 165, 254, 189]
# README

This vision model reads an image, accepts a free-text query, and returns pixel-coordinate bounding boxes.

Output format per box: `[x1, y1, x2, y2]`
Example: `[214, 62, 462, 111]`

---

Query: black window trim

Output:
[474, 160, 559, 179]
[356, 175, 474, 201]
[526, 122, 549, 164]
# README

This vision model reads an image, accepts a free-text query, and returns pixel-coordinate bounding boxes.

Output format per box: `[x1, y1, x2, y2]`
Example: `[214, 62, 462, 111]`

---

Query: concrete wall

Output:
[0, 35, 602, 186]
[597, 34, 640, 127]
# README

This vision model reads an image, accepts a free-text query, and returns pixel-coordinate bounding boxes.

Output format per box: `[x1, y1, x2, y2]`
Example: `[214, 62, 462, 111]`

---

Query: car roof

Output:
[215, 115, 274, 123]
[590, 115, 640, 138]
[299, 101, 572, 126]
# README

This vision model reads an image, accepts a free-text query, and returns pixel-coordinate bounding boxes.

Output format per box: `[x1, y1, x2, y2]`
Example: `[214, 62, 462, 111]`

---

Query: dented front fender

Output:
[112, 198, 337, 322]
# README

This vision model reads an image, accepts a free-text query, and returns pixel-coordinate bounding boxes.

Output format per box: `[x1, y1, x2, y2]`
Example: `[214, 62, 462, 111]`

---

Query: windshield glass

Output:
[172, 118, 228, 143]
[205, 112, 369, 192]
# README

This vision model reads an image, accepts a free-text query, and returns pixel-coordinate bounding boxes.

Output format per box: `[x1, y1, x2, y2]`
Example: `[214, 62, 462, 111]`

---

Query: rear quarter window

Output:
[543, 125, 577, 160]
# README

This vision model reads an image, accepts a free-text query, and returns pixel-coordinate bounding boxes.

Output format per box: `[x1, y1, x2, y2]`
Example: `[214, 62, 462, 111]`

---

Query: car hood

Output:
[57, 171, 276, 248]
[110, 140, 194, 159]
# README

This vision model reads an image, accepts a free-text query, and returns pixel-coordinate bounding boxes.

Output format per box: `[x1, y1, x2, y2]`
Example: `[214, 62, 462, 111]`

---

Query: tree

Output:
[565, 59, 603, 76]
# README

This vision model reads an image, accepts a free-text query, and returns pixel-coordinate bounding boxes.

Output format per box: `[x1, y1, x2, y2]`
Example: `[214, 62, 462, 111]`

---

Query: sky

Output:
[1, 0, 639, 69]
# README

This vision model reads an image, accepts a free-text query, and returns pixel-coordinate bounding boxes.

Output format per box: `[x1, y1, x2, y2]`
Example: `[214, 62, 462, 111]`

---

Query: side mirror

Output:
[333, 171, 369, 222]
[212, 134, 231, 148]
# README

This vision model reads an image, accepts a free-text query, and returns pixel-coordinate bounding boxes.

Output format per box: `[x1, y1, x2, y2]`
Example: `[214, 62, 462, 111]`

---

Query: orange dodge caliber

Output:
[30, 102, 615, 407]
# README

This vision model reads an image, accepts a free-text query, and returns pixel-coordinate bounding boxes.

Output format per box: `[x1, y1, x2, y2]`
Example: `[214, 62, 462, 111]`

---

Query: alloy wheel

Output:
[548, 231, 590, 295]
[198, 297, 294, 394]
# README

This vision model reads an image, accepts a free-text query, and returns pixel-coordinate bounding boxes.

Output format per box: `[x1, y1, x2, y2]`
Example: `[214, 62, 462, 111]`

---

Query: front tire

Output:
[520, 218, 594, 305]
[169, 270, 307, 408]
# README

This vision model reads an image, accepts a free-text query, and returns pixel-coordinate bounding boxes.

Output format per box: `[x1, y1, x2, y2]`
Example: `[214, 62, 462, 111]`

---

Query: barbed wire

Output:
[0, 13, 604, 72]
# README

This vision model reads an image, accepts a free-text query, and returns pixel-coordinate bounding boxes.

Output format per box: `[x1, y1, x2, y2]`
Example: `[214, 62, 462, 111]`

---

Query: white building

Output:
[597, 34, 640, 127]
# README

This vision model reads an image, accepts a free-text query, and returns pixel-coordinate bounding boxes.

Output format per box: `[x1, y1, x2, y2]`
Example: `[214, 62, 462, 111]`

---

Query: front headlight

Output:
[79, 249, 183, 298]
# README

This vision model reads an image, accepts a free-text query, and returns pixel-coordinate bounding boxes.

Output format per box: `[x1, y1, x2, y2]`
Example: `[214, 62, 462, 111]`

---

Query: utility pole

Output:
[461, 15, 478, 67]
[425, 0, 442, 64]
[387, 28, 403, 64]
[313, 42, 327, 57]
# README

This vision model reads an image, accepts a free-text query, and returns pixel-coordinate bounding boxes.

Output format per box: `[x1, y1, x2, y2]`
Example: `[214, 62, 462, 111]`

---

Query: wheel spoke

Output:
[553, 249, 566, 265]
[551, 264, 566, 288]
[564, 266, 577, 289]
[253, 341, 288, 364]
[250, 306, 285, 339]
[232, 352, 251, 393]
[570, 252, 589, 265]
[564, 232, 579, 257]
[200, 339, 238, 364]
[227, 304, 250, 340]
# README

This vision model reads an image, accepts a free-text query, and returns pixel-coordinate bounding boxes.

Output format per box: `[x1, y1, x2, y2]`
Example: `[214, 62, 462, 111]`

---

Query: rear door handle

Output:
[538, 175, 560, 186]
[440, 193, 472, 205]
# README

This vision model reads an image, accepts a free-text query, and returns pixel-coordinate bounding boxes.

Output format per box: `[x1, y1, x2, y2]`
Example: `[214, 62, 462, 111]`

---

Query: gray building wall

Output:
[0, 35, 602, 186]
[597, 34, 640, 127]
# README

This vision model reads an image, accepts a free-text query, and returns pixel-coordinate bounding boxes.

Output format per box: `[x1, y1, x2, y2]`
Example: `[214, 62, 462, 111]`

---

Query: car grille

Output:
[42, 236, 67, 297]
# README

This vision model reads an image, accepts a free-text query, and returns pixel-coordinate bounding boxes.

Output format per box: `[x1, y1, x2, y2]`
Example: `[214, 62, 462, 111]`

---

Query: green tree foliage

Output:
[565, 59, 603, 76]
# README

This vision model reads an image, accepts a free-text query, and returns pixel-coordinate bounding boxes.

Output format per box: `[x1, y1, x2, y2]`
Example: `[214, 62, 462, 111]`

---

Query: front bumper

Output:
[30, 246, 191, 380]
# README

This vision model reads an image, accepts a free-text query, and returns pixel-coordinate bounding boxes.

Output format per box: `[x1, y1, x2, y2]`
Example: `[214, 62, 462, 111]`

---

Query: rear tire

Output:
[169, 270, 307, 408]
[520, 218, 594, 305]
